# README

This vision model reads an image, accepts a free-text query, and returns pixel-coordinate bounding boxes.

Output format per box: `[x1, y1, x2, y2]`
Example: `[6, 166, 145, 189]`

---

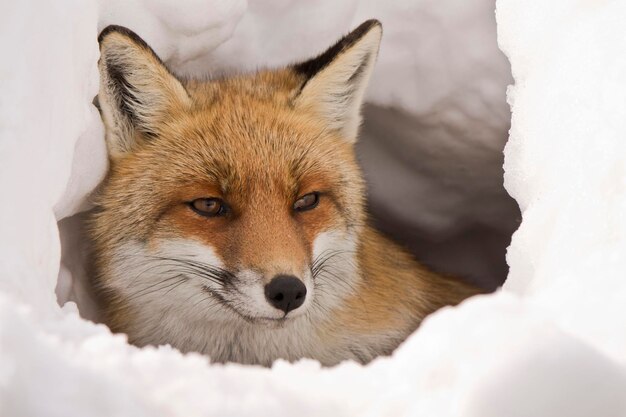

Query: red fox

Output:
[91, 20, 479, 366]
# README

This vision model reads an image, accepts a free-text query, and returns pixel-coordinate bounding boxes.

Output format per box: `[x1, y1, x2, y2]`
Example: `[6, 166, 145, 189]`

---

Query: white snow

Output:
[500, 0, 626, 363]
[1, 0, 626, 416]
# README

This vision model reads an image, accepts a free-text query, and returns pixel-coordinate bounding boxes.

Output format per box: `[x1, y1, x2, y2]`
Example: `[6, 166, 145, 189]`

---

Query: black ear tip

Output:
[355, 19, 382, 35]
[292, 18, 382, 80]
[98, 25, 129, 44]
[98, 25, 150, 51]
[339, 19, 382, 50]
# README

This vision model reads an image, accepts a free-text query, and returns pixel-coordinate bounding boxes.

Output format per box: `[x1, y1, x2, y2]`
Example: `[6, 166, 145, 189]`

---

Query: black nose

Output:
[264, 275, 307, 314]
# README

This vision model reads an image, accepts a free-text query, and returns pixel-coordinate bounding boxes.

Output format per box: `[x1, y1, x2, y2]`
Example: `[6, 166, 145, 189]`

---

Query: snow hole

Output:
[3, 1, 625, 416]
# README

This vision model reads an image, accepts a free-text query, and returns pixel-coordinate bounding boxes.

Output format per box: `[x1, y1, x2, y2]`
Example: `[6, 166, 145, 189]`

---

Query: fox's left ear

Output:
[292, 20, 382, 143]
[97, 25, 191, 160]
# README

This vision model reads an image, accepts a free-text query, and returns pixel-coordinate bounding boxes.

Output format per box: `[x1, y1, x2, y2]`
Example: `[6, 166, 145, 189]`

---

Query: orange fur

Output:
[90, 21, 480, 366]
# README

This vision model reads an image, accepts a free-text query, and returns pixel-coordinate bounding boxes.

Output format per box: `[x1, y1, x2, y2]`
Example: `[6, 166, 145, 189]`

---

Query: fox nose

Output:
[264, 275, 307, 314]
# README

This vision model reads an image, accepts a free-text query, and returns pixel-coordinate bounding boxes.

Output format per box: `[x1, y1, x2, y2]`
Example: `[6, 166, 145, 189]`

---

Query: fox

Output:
[90, 19, 480, 366]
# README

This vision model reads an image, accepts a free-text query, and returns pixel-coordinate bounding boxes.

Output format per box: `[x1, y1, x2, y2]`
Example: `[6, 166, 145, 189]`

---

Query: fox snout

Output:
[230, 261, 313, 321]
[265, 275, 307, 314]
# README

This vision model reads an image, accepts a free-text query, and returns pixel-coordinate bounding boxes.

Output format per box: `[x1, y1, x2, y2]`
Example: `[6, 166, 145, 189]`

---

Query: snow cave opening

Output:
[53, 2, 517, 363]
[55, 101, 518, 358]
[7, 2, 626, 415]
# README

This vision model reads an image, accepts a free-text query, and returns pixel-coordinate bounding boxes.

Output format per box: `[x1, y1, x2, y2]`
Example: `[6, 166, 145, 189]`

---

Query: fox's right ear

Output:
[292, 20, 382, 143]
[97, 26, 191, 160]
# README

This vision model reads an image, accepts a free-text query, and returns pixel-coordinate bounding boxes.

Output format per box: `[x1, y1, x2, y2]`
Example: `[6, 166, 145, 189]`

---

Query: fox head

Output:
[91, 21, 382, 335]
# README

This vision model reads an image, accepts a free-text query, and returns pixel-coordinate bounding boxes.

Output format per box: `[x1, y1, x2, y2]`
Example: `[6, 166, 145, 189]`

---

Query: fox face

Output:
[91, 21, 383, 346]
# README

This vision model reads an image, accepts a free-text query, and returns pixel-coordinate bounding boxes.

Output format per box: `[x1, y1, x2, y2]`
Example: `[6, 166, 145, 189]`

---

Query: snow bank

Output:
[500, 0, 626, 363]
[1, 0, 625, 416]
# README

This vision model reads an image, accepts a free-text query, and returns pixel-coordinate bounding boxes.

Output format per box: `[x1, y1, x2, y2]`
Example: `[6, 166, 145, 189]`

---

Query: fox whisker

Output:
[123, 274, 188, 303]
[311, 249, 355, 280]
[146, 255, 235, 286]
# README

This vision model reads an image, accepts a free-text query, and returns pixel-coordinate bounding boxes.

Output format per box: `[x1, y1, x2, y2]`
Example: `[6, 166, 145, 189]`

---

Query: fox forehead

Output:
[117, 73, 357, 196]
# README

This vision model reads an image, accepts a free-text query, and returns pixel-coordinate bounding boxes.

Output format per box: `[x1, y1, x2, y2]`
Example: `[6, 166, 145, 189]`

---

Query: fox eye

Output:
[293, 192, 319, 212]
[189, 198, 228, 217]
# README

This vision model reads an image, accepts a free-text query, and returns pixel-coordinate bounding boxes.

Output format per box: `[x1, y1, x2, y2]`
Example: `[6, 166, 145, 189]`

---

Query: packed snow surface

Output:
[1, 0, 625, 416]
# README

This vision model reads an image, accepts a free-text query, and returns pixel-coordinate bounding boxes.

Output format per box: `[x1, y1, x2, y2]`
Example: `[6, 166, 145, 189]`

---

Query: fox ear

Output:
[97, 25, 191, 159]
[292, 20, 382, 143]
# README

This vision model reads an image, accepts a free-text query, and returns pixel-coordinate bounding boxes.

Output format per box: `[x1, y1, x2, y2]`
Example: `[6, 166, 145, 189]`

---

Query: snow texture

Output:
[1, 0, 625, 416]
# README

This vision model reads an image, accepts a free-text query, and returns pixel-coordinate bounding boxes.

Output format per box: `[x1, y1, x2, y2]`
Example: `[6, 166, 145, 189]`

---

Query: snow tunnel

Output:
[1, 1, 626, 416]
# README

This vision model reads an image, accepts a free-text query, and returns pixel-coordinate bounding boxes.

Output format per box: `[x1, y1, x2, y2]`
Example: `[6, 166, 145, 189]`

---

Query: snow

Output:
[500, 0, 626, 362]
[1, 0, 626, 416]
